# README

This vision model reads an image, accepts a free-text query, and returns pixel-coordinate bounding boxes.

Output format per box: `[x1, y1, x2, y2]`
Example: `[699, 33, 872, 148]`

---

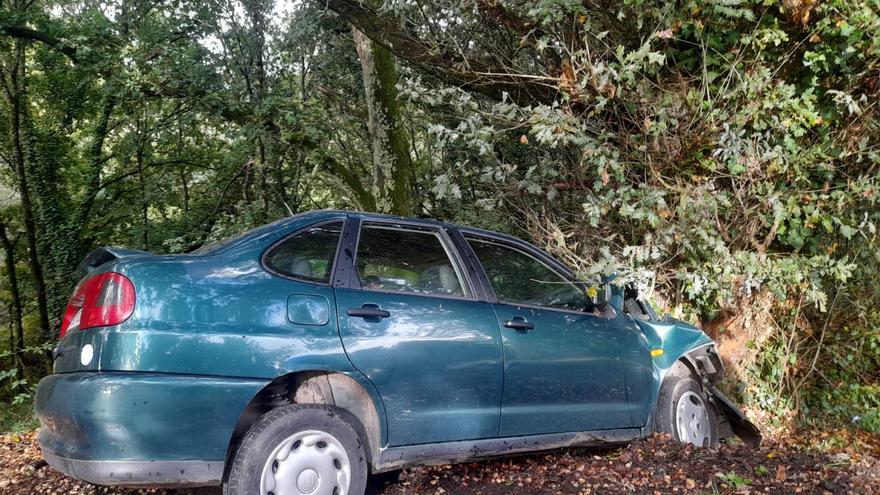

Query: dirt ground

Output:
[1, 431, 878, 494]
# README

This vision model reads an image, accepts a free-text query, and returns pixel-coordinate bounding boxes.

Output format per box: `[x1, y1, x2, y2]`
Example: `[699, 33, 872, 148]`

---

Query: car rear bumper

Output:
[40, 448, 224, 487]
[34, 371, 268, 486]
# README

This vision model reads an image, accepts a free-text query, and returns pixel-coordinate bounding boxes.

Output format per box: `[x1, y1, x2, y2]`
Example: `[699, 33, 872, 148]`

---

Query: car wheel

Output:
[224, 404, 368, 495]
[654, 363, 719, 447]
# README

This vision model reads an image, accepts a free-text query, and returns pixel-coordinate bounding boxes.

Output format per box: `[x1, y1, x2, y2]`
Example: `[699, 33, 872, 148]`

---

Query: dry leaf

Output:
[775, 464, 787, 482]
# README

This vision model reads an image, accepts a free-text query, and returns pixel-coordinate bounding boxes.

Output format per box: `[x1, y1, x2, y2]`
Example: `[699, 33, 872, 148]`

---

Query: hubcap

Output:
[297, 469, 319, 493]
[675, 391, 711, 447]
[260, 430, 351, 495]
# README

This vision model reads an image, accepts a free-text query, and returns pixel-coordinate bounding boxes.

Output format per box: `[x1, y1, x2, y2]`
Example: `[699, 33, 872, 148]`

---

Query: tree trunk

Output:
[0, 221, 25, 365]
[1, 41, 53, 344]
[136, 118, 149, 249]
[74, 95, 116, 232]
[243, 0, 282, 220]
[352, 24, 413, 216]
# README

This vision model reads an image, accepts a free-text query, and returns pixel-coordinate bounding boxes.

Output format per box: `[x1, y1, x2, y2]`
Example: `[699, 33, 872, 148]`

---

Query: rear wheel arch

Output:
[224, 371, 383, 478]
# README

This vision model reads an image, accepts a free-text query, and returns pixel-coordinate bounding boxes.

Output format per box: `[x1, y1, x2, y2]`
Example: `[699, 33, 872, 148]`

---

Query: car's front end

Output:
[621, 294, 762, 447]
[602, 280, 760, 445]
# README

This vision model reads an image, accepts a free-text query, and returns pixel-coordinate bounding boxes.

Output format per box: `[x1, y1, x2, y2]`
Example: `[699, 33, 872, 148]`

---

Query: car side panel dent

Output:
[285, 367, 387, 450]
[290, 370, 386, 454]
[35, 372, 267, 463]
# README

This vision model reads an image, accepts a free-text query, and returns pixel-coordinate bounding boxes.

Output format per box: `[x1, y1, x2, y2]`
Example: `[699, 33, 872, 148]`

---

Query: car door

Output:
[334, 218, 503, 446]
[463, 233, 647, 436]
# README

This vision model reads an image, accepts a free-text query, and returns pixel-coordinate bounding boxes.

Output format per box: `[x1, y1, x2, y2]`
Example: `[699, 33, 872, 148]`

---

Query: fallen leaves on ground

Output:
[1, 431, 877, 495]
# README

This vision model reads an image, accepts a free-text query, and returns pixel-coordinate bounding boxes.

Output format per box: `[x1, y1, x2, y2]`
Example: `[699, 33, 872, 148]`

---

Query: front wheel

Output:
[654, 363, 719, 447]
[224, 404, 368, 495]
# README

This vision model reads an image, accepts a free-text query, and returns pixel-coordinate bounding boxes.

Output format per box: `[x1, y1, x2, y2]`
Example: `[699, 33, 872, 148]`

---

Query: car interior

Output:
[355, 225, 465, 297]
[622, 285, 656, 320]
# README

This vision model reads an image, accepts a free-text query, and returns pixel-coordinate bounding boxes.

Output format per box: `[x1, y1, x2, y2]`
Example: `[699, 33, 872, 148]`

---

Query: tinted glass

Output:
[356, 225, 466, 297]
[264, 221, 343, 283]
[467, 237, 589, 311]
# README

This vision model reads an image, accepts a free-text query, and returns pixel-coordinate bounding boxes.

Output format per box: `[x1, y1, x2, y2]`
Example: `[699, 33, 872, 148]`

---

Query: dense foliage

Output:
[0, 0, 877, 434]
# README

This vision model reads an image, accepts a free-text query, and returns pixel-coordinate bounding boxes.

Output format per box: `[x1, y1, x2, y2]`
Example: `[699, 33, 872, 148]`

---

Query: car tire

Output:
[654, 363, 719, 447]
[224, 404, 368, 495]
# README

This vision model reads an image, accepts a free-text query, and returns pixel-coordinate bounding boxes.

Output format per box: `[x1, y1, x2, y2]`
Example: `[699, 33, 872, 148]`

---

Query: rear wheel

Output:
[654, 363, 719, 447]
[224, 404, 368, 495]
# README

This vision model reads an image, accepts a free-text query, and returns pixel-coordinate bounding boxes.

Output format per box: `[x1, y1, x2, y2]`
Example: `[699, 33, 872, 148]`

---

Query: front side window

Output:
[355, 224, 466, 297]
[466, 236, 590, 312]
[264, 221, 343, 283]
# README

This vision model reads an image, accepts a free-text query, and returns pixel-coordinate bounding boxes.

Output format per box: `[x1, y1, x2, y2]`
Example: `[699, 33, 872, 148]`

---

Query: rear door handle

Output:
[504, 317, 534, 331]
[347, 306, 391, 320]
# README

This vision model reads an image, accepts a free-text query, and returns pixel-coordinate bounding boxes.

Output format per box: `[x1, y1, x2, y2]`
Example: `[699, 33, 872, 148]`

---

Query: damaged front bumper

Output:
[707, 385, 762, 447]
[682, 344, 762, 447]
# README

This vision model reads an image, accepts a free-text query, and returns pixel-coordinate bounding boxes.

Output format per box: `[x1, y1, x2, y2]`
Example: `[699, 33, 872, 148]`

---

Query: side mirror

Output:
[585, 283, 616, 319]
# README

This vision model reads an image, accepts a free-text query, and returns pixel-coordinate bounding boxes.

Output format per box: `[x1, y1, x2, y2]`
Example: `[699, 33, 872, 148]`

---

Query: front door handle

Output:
[347, 305, 391, 320]
[504, 317, 534, 331]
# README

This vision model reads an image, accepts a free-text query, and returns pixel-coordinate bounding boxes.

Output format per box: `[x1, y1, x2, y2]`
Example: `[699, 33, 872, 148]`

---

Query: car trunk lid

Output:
[77, 246, 152, 277]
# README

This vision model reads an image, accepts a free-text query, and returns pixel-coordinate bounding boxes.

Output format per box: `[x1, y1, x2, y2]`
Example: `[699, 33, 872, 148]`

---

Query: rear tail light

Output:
[59, 272, 136, 339]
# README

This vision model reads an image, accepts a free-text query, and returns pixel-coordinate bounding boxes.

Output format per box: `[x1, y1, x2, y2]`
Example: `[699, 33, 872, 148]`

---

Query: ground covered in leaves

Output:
[1, 431, 878, 494]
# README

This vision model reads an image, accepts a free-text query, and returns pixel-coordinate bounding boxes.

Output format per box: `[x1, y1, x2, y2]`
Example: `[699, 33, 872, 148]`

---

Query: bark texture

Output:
[0, 40, 52, 343]
[0, 221, 24, 363]
[352, 25, 413, 216]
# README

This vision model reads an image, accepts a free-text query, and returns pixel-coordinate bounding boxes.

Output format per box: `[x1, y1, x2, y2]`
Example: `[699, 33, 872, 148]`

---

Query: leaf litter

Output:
[1, 432, 877, 494]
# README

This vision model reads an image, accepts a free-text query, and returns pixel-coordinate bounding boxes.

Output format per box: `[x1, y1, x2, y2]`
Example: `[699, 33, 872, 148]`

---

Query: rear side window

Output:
[355, 224, 467, 297]
[466, 236, 590, 312]
[264, 221, 343, 283]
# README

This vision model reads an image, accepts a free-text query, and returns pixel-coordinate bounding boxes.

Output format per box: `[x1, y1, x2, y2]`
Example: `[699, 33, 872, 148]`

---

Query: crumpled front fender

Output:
[635, 317, 762, 447]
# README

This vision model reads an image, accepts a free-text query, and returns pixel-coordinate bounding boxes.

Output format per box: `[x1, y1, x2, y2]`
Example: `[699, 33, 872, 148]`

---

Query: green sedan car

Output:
[35, 210, 759, 495]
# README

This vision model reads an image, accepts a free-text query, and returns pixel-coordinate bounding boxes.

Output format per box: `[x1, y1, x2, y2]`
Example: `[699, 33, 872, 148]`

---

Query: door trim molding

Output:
[374, 427, 644, 472]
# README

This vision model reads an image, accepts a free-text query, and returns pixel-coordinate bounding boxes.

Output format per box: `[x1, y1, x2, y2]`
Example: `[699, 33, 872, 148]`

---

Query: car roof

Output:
[212, 209, 577, 281]
[331, 210, 527, 245]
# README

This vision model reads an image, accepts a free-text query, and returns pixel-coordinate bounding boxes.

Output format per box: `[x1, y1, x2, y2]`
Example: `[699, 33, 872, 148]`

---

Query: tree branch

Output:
[473, 0, 562, 70]
[319, 0, 560, 105]
[1, 25, 77, 62]
[474, 0, 533, 35]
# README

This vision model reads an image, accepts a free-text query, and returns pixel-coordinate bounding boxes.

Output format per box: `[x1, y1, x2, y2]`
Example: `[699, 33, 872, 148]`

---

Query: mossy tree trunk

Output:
[1, 1, 116, 340]
[351, 15, 413, 216]
[0, 220, 24, 373]
[0, 38, 53, 344]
